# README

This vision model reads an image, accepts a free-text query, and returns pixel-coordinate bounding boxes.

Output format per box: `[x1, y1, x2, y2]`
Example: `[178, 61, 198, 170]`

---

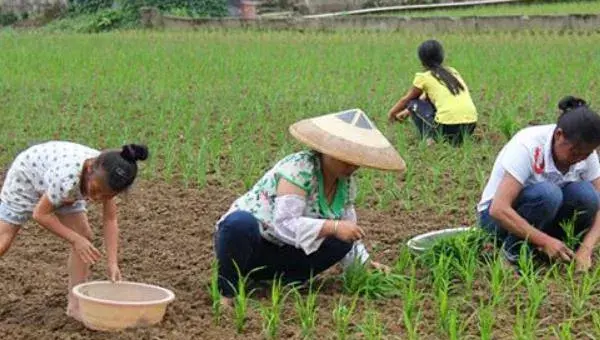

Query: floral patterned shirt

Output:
[217, 150, 369, 266]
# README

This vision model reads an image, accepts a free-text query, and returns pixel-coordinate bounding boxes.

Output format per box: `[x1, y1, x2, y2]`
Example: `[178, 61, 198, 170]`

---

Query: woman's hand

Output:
[387, 109, 399, 123]
[334, 221, 365, 243]
[395, 110, 410, 121]
[108, 262, 122, 282]
[539, 237, 575, 262]
[72, 235, 102, 265]
[575, 246, 593, 272]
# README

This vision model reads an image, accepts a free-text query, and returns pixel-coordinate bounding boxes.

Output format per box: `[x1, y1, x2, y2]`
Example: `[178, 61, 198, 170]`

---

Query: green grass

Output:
[2, 30, 599, 214]
[379, 1, 600, 18]
[2, 29, 600, 338]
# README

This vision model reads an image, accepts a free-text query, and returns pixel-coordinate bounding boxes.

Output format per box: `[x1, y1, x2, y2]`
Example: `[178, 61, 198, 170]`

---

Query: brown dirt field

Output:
[1, 178, 594, 339]
[0, 178, 450, 340]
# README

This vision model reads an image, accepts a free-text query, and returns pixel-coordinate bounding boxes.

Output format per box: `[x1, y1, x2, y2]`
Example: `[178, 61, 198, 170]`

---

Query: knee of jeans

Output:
[218, 211, 260, 242]
[565, 182, 600, 215]
[330, 238, 353, 256]
[526, 182, 563, 215]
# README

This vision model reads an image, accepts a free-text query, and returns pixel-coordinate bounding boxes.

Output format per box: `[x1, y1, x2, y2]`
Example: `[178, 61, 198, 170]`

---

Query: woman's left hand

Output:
[108, 262, 122, 282]
[370, 260, 391, 274]
[574, 247, 593, 272]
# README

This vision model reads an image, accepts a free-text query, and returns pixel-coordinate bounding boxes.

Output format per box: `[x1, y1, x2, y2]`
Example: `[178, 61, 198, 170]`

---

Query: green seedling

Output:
[332, 295, 359, 340]
[229, 262, 262, 334]
[208, 259, 222, 325]
[478, 303, 494, 340]
[294, 278, 322, 340]
[260, 277, 292, 340]
[359, 307, 386, 340]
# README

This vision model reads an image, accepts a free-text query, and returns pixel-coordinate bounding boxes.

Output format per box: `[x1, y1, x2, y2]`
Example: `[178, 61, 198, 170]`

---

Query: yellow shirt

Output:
[412, 67, 477, 125]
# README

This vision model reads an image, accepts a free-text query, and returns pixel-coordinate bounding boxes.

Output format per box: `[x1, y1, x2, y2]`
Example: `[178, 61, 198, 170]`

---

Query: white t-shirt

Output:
[1, 141, 100, 212]
[478, 124, 600, 212]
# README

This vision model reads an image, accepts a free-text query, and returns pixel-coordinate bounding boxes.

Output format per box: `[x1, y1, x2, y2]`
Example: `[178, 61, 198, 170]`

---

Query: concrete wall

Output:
[259, 0, 460, 15]
[0, 0, 67, 14]
[139, 9, 600, 33]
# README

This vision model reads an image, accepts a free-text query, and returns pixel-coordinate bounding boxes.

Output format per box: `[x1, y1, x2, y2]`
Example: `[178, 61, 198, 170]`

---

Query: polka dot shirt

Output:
[1, 141, 100, 211]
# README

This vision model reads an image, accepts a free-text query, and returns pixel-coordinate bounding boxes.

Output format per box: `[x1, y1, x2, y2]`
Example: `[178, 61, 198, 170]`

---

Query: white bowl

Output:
[72, 281, 175, 331]
[407, 227, 475, 253]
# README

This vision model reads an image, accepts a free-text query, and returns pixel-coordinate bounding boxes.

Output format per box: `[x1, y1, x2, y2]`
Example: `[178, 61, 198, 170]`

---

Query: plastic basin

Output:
[407, 226, 475, 253]
[72, 281, 175, 331]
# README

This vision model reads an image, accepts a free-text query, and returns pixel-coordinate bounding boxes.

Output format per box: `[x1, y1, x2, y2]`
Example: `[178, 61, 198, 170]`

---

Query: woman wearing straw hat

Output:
[214, 109, 405, 304]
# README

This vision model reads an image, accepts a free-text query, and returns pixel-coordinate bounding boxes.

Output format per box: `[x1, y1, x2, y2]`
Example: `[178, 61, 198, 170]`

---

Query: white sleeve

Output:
[499, 141, 532, 185]
[583, 151, 600, 182]
[338, 205, 370, 270]
[272, 195, 327, 255]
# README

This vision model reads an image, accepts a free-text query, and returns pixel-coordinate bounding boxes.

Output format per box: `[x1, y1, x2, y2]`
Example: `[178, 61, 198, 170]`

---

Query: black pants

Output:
[407, 99, 476, 147]
[214, 211, 353, 297]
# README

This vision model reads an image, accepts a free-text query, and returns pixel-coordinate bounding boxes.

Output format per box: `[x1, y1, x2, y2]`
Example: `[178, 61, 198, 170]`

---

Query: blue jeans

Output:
[214, 211, 353, 297]
[479, 181, 599, 262]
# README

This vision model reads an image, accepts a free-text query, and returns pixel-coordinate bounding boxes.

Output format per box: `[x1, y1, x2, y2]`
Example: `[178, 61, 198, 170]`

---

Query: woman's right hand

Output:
[72, 236, 102, 265]
[387, 109, 399, 123]
[540, 236, 575, 262]
[334, 221, 365, 243]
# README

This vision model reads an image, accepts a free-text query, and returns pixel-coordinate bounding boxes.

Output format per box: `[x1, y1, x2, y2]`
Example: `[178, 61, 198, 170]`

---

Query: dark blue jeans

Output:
[479, 181, 599, 263]
[407, 99, 476, 147]
[214, 211, 353, 297]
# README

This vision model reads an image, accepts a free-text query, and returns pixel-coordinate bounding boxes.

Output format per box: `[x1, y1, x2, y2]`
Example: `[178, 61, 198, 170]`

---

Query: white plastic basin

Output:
[72, 281, 175, 331]
[407, 226, 475, 253]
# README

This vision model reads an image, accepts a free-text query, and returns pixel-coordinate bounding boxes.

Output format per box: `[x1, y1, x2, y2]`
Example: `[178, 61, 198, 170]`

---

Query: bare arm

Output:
[102, 198, 119, 265]
[489, 174, 574, 260]
[489, 174, 552, 247]
[33, 195, 83, 244]
[33, 194, 101, 264]
[387, 86, 423, 122]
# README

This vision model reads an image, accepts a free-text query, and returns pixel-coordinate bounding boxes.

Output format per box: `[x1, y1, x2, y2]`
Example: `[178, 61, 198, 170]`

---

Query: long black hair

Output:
[94, 144, 149, 192]
[418, 40, 465, 96]
[556, 96, 600, 146]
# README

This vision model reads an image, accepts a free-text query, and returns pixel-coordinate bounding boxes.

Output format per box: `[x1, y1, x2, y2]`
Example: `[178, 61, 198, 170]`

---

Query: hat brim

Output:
[289, 120, 406, 172]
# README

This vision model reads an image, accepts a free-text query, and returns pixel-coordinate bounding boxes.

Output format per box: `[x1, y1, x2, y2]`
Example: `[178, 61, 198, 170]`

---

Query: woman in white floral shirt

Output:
[214, 109, 405, 304]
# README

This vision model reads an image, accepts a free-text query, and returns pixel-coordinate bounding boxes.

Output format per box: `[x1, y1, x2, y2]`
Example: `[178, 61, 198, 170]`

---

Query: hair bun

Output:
[558, 96, 587, 113]
[120, 144, 149, 162]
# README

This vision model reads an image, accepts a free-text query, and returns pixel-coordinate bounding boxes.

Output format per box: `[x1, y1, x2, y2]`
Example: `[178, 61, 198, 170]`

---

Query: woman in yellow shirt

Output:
[387, 40, 478, 146]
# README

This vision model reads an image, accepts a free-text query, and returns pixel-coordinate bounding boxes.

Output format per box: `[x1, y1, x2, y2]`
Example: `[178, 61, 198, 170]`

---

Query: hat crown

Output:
[289, 108, 406, 172]
[335, 109, 374, 130]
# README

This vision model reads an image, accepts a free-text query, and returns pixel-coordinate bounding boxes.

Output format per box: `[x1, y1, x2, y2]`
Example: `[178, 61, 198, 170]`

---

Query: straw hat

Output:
[289, 109, 406, 172]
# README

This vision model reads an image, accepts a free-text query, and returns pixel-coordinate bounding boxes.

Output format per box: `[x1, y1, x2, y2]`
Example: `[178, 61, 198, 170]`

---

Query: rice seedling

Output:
[478, 303, 494, 340]
[401, 264, 422, 340]
[294, 278, 321, 340]
[565, 260, 597, 317]
[592, 311, 600, 338]
[358, 307, 386, 340]
[342, 258, 400, 299]
[452, 232, 480, 297]
[208, 259, 222, 325]
[486, 250, 513, 307]
[447, 307, 467, 340]
[230, 262, 261, 334]
[332, 295, 359, 340]
[260, 277, 291, 340]
[552, 320, 573, 340]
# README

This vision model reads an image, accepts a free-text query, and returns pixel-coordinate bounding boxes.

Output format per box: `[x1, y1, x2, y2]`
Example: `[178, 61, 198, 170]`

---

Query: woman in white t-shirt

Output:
[478, 96, 600, 271]
[0, 141, 148, 320]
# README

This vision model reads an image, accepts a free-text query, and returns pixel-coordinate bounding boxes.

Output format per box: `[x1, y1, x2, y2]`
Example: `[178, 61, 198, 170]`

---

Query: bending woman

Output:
[478, 96, 600, 271]
[214, 109, 406, 304]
